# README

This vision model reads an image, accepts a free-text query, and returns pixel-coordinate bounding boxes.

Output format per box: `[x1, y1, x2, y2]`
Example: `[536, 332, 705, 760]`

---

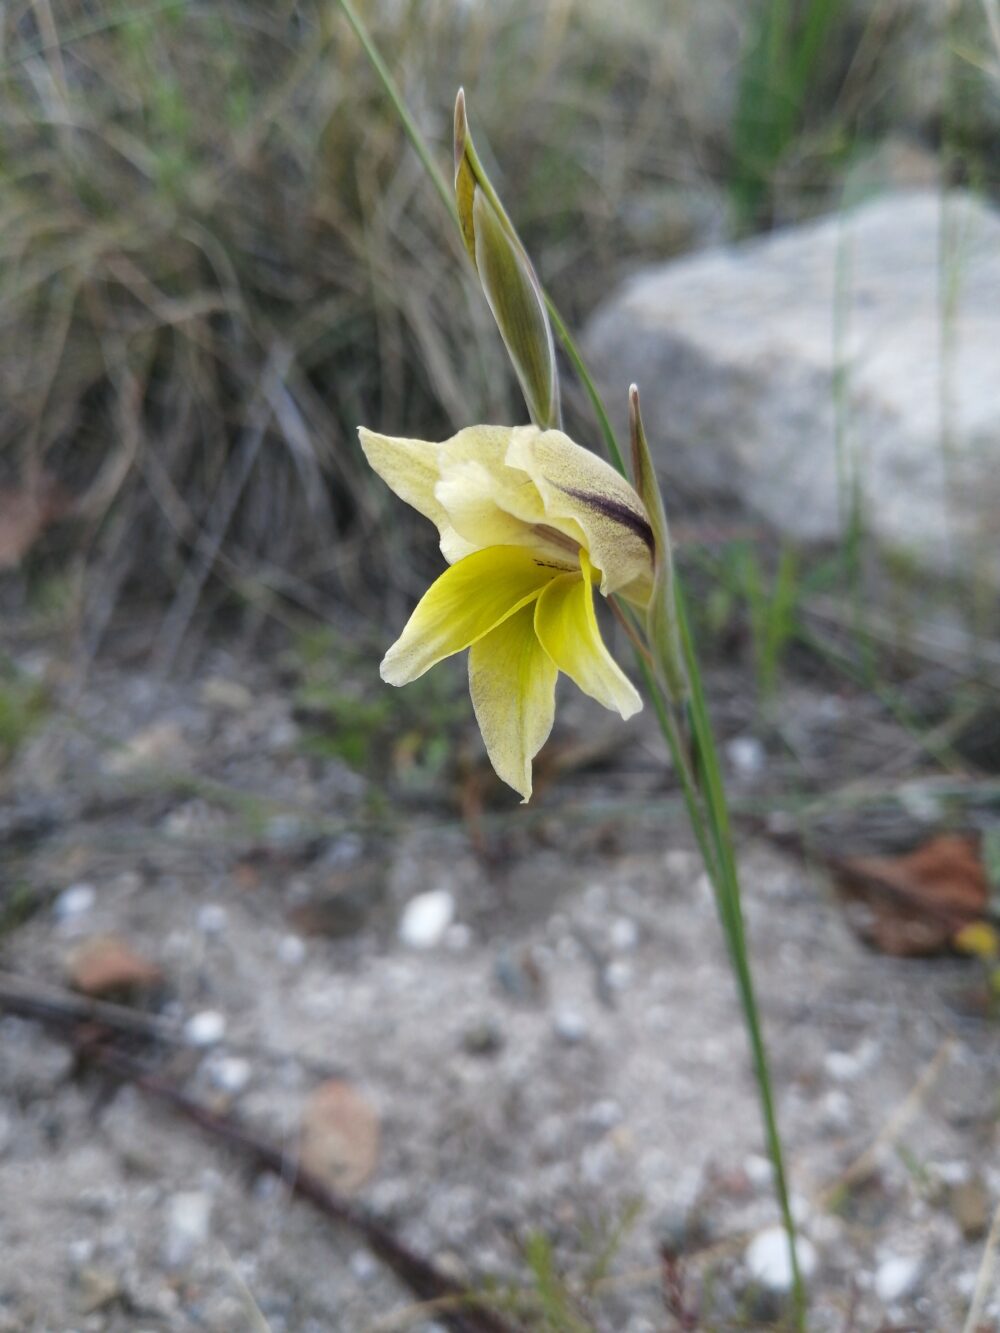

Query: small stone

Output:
[183, 1010, 226, 1048]
[824, 1049, 862, 1082]
[726, 735, 766, 778]
[67, 935, 163, 998]
[875, 1254, 921, 1304]
[349, 1248, 379, 1283]
[105, 721, 187, 776]
[745, 1227, 817, 1293]
[744, 1154, 773, 1189]
[605, 960, 632, 991]
[55, 883, 96, 920]
[461, 1021, 504, 1057]
[277, 934, 306, 966]
[584, 1099, 623, 1131]
[76, 1266, 121, 1314]
[398, 890, 454, 949]
[163, 1191, 213, 1268]
[951, 1178, 990, 1241]
[67, 1237, 96, 1266]
[299, 1079, 380, 1196]
[205, 1054, 251, 1095]
[820, 1089, 852, 1133]
[553, 1010, 588, 1045]
[200, 676, 253, 712]
[609, 918, 640, 952]
[196, 903, 228, 935]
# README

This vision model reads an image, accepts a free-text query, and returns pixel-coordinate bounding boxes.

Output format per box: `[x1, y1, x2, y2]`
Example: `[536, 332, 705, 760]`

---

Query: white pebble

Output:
[350, 1248, 379, 1283]
[875, 1254, 921, 1304]
[610, 917, 640, 952]
[55, 883, 96, 920]
[821, 1089, 853, 1132]
[744, 1154, 773, 1188]
[278, 934, 306, 966]
[398, 890, 454, 949]
[205, 1055, 251, 1095]
[196, 903, 227, 935]
[726, 735, 766, 777]
[183, 1010, 226, 1048]
[824, 1050, 861, 1082]
[163, 1191, 213, 1267]
[605, 960, 633, 991]
[554, 1010, 588, 1045]
[745, 1227, 817, 1292]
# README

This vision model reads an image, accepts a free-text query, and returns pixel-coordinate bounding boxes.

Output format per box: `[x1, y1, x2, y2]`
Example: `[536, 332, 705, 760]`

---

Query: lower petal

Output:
[468, 603, 558, 802]
[381, 546, 557, 686]
[534, 551, 642, 719]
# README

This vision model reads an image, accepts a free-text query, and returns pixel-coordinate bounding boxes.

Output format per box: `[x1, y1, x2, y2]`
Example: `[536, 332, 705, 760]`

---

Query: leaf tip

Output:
[454, 87, 468, 179]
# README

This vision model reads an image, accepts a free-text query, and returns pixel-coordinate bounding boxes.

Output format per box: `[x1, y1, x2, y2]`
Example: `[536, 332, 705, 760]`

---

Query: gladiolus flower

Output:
[359, 423, 655, 800]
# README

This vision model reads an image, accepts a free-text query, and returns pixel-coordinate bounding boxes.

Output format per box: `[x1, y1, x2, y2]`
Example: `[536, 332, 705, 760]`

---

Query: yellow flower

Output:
[359, 423, 655, 801]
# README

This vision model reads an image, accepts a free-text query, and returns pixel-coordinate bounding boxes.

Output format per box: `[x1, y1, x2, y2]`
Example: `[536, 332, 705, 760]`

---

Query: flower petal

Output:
[360, 425, 532, 565]
[381, 546, 559, 686]
[358, 428, 448, 531]
[468, 602, 557, 802]
[534, 550, 642, 719]
[505, 426, 655, 601]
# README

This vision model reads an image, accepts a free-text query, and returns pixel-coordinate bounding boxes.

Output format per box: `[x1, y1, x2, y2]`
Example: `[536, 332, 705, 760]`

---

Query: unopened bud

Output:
[454, 89, 561, 430]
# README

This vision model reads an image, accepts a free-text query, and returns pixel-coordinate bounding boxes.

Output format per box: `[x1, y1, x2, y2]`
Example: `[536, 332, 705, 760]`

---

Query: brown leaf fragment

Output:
[299, 1079, 379, 1196]
[68, 934, 164, 999]
[834, 834, 989, 956]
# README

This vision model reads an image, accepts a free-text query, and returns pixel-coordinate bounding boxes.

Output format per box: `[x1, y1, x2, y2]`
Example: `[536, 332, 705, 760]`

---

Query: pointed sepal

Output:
[629, 385, 687, 702]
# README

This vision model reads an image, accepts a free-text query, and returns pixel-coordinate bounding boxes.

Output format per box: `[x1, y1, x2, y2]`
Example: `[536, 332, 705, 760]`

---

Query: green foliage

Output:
[706, 542, 802, 702]
[0, 661, 49, 766]
[292, 626, 466, 781]
[730, 0, 852, 228]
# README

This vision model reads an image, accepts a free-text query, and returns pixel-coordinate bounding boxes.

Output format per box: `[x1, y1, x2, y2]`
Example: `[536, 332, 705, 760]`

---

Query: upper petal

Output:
[359, 425, 528, 564]
[533, 550, 642, 719]
[505, 426, 655, 601]
[358, 427, 447, 531]
[381, 545, 559, 686]
[468, 601, 558, 802]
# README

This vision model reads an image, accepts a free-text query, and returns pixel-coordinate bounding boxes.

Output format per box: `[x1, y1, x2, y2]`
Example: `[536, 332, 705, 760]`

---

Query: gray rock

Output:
[585, 189, 1000, 584]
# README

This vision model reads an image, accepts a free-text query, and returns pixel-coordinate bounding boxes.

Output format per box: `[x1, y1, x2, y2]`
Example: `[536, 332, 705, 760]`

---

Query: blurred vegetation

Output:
[0, 0, 996, 664]
[292, 622, 466, 786]
[0, 657, 49, 764]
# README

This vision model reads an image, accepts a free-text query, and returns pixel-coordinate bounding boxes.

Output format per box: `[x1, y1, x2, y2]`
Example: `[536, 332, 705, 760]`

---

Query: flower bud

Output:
[454, 89, 561, 431]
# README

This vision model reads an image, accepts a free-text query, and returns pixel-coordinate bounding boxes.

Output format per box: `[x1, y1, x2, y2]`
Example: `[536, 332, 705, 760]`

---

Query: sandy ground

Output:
[0, 641, 997, 1332]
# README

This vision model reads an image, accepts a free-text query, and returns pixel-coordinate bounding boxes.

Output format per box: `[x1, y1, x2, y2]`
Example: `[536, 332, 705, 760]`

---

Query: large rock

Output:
[584, 189, 1000, 582]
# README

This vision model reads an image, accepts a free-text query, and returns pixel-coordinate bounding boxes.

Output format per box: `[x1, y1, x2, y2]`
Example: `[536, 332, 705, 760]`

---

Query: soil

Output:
[0, 631, 997, 1333]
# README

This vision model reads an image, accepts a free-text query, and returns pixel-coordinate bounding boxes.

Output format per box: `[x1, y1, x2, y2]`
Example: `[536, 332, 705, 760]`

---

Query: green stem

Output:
[674, 584, 806, 1327]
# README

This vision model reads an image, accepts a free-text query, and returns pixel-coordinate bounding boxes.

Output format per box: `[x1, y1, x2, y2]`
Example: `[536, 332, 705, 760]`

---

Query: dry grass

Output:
[0, 0, 995, 662]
